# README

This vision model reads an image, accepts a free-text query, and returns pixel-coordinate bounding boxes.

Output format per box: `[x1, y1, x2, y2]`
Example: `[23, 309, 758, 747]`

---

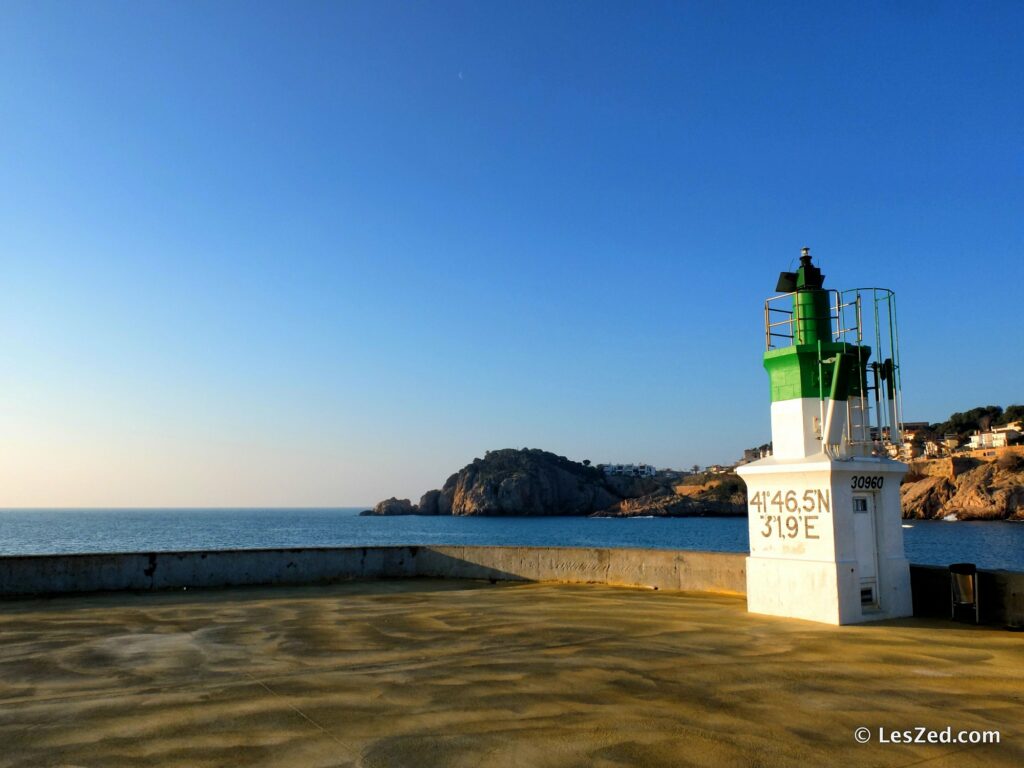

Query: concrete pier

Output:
[2, 579, 1022, 768]
[2, 545, 1021, 626]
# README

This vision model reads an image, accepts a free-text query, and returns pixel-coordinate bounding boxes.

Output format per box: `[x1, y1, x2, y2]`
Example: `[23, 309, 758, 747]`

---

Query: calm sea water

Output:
[0, 509, 1022, 571]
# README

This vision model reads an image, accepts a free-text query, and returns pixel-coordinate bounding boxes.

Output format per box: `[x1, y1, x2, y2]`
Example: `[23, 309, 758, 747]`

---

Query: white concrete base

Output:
[738, 454, 913, 626]
[745, 557, 843, 624]
[746, 555, 913, 625]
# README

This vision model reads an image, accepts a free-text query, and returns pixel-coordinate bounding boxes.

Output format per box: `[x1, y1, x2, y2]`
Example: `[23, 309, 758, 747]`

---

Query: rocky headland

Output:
[362, 448, 746, 518]
[900, 454, 1024, 521]
[364, 448, 1024, 521]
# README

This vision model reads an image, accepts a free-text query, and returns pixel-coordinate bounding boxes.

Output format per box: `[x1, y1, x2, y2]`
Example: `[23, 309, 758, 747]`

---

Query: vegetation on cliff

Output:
[929, 403, 1023, 438]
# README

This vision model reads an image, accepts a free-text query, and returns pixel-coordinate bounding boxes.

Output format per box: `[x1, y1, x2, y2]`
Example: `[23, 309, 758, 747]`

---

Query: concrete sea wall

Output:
[0, 546, 743, 597]
[909, 563, 1024, 627]
[1, 546, 1021, 627]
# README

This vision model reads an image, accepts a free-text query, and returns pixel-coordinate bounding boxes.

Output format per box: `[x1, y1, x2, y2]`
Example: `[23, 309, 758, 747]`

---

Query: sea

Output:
[1, 509, 1022, 571]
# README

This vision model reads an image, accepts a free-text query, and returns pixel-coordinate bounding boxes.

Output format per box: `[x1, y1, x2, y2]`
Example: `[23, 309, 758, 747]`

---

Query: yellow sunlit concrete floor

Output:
[0, 580, 1021, 768]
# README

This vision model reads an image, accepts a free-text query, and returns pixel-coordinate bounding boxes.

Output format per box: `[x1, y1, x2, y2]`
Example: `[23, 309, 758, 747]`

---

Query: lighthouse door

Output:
[852, 495, 879, 609]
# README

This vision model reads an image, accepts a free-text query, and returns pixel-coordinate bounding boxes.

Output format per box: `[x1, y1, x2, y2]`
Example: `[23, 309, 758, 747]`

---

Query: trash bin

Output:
[950, 563, 979, 624]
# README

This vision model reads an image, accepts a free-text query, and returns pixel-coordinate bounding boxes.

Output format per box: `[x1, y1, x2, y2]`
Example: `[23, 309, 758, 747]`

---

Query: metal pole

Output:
[764, 300, 770, 350]
[856, 291, 868, 446]
[890, 290, 904, 437]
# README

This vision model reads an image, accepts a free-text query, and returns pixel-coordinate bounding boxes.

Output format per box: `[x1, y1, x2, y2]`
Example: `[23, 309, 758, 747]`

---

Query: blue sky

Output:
[1, 1, 1021, 506]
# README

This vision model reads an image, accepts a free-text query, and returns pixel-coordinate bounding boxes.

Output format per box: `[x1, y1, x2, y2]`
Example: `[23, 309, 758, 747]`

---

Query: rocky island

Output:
[362, 448, 745, 518]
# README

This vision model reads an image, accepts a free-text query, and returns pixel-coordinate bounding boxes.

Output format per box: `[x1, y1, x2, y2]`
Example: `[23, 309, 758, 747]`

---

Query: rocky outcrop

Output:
[900, 476, 954, 519]
[596, 493, 696, 517]
[363, 449, 748, 518]
[362, 450, 617, 516]
[370, 497, 418, 516]
[440, 449, 619, 516]
[901, 457, 1024, 520]
[593, 474, 747, 517]
[602, 474, 665, 500]
[417, 490, 441, 516]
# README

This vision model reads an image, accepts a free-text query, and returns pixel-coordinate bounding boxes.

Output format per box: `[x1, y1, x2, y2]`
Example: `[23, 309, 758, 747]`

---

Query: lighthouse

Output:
[736, 248, 913, 625]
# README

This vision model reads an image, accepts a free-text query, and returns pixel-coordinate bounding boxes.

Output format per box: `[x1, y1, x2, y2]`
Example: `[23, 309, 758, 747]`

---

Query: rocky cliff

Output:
[592, 473, 746, 517]
[361, 448, 746, 517]
[900, 456, 1024, 521]
[364, 450, 1024, 521]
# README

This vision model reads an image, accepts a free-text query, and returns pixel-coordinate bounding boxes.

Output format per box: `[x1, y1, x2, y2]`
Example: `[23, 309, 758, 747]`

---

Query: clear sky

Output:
[1, 1, 1021, 507]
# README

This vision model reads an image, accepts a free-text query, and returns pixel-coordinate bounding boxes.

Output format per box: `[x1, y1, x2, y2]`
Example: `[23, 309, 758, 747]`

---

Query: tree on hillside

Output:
[934, 405, 1004, 436]
[997, 404, 1024, 425]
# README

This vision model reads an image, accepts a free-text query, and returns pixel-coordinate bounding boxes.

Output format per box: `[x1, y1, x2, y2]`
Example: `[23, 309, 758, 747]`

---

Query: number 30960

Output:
[851, 475, 884, 490]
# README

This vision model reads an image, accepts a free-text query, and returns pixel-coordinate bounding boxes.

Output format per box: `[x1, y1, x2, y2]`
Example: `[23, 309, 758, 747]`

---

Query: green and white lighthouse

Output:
[737, 248, 913, 625]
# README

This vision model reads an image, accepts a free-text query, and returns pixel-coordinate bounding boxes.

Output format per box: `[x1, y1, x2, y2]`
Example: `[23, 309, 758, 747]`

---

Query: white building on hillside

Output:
[968, 429, 1016, 450]
[602, 463, 657, 478]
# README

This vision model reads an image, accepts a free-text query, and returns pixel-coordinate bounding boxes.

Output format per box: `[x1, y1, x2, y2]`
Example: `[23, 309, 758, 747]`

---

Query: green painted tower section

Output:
[765, 248, 869, 403]
[792, 256, 832, 345]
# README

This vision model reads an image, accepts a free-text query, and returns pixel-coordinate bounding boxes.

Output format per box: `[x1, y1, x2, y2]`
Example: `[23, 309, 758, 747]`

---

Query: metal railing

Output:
[763, 287, 904, 455]
[838, 288, 903, 453]
[764, 289, 864, 351]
